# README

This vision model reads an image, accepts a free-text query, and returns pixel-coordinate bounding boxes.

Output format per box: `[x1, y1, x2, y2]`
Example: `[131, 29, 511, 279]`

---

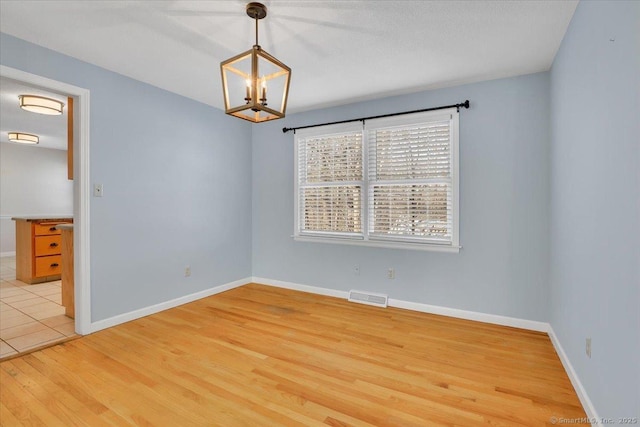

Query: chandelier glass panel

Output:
[220, 2, 291, 123]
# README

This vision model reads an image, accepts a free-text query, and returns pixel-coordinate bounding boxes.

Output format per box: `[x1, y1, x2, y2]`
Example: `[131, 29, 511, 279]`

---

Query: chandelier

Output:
[220, 2, 291, 123]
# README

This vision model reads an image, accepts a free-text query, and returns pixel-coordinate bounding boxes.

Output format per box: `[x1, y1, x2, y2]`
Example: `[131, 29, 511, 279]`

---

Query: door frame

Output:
[1, 65, 91, 334]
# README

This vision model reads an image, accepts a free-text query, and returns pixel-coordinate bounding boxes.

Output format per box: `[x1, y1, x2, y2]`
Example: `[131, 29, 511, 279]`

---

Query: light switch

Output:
[93, 183, 103, 197]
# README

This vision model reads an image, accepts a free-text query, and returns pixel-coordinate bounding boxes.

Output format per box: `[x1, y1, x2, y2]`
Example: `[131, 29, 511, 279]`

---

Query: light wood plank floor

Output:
[0, 283, 586, 426]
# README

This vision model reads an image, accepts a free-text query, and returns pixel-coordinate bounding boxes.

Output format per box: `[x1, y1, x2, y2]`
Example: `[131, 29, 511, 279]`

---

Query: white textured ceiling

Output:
[0, 0, 578, 114]
[0, 77, 68, 150]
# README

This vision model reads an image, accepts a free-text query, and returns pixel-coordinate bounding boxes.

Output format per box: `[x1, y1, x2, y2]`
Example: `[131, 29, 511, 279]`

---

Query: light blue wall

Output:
[549, 0, 640, 419]
[252, 72, 551, 321]
[0, 34, 253, 322]
[4, 0, 637, 416]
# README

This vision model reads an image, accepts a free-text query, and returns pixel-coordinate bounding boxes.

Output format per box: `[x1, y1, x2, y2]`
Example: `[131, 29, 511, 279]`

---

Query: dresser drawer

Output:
[35, 235, 62, 256]
[35, 255, 62, 277]
[34, 223, 64, 236]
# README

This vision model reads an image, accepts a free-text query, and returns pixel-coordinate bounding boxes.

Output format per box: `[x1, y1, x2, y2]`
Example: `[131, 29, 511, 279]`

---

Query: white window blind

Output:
[294, 109, 459, 252]
[296, 124, 363, 237]
[368, 117, 453, 243]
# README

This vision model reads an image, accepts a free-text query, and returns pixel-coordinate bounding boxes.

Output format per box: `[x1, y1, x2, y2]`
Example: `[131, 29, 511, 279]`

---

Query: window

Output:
[294, 109, 459, 252]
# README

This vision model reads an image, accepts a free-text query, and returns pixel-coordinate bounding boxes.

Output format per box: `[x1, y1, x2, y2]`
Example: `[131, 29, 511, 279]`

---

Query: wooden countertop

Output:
[12, 216, 73, 223]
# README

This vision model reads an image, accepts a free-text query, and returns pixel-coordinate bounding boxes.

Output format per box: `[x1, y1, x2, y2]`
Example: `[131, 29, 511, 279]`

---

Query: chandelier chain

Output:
[255, 15, 259, 46]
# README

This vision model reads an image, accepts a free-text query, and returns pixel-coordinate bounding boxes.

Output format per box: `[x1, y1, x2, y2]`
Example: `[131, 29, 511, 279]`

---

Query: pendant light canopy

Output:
[19, 95, 64, 115]
[220, 2, 291, 123]
[8, 132, 39, 144]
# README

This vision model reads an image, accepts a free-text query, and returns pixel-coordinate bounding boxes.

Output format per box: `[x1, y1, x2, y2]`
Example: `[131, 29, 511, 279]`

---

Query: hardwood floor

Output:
[0, 283, 586, 426]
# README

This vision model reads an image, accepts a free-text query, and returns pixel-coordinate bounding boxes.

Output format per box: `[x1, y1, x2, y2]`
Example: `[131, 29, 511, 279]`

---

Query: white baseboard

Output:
[89, 277, 251, 333]
[251, 276, 549, 332]
[251, 277, 349, 299]
[389, 298, 550, 332]
[0, 251, 16, 258]
[548, 327, 601, 426]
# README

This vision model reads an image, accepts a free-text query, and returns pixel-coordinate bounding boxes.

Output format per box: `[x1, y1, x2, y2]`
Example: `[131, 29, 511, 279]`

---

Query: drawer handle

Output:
[49, 242, 59, 247]
[50, 263, 59, 267]
[49, 227, 57, 231]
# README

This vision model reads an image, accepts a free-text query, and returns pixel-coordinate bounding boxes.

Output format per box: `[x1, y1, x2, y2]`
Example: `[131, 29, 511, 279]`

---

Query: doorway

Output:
[0, 65, 91, 359]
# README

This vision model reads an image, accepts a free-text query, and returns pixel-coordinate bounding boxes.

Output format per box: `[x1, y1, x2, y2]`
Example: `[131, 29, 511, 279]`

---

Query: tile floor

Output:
[0, 256, 76, 359]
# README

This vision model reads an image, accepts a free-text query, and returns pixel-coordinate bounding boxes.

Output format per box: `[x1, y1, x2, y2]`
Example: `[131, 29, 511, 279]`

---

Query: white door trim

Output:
[1, 65, 91, 335]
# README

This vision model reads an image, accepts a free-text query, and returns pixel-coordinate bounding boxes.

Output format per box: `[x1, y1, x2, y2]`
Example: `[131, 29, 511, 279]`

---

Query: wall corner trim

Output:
[547, 327, 602, 426]
[88, 277, 251, 333]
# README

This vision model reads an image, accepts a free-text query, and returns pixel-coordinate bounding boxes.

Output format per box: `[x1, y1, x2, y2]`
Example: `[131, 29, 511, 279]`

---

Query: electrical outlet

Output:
[184, 266, 191, 277]
[387, 268, 395, 279]
[354, 265, 360, 275]
[586, 337, 591, 358]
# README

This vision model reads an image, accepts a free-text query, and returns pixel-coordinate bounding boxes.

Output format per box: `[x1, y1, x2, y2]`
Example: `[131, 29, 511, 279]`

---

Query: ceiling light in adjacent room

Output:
[19, 95, 64, 115]
[220, 2, 291, 123]
[8, 132, 39, 144]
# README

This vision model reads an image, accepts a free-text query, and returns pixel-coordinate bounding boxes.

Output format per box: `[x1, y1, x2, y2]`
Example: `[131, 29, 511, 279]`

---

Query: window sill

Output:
[293, 235, 461, 253]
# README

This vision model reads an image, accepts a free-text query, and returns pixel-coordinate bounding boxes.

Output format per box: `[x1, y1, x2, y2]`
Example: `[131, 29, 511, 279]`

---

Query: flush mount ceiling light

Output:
[8, 132, 39, 144]
[19, 95, 64, 115]
[220, 2, 291, 123]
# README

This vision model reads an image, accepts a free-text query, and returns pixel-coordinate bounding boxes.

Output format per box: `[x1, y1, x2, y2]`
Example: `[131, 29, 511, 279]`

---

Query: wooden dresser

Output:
[13, 217, 73, 284]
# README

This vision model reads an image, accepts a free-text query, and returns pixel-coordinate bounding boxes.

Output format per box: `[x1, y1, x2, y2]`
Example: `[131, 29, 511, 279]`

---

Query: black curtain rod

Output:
[282, 100, 470, 134]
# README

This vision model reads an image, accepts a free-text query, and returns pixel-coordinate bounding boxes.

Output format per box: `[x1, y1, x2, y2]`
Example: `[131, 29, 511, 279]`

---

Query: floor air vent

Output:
[348, 290, 388, 308]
